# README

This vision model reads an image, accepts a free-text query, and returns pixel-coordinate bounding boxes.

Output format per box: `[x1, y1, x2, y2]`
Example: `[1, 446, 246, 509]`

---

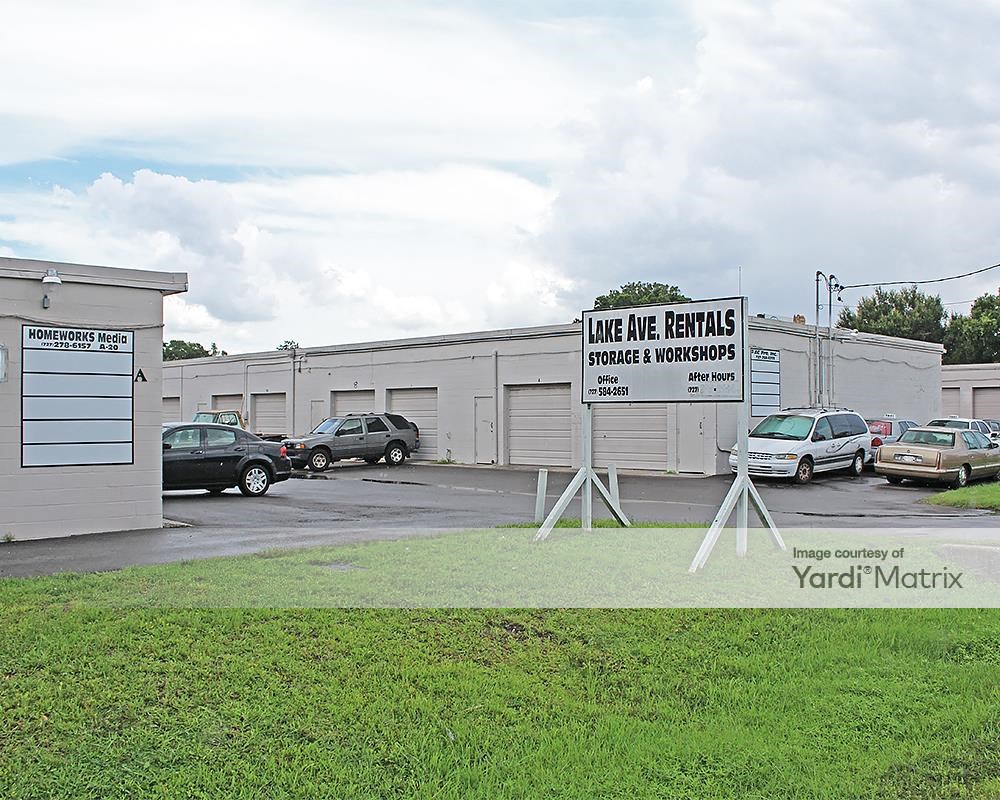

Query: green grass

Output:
[926, 481, 1000, 511]
[1, 526, 999, 798]
[4, 522, 993, 608]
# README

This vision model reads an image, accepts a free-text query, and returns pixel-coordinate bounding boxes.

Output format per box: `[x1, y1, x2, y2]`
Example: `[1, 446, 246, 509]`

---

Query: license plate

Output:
[896, 454, 920, 463]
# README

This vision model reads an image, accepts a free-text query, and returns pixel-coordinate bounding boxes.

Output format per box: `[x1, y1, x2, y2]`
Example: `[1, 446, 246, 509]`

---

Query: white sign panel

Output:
[21, 325, 135, 467]
[750, 348, 781, 418]
[582, 297, 745, 403]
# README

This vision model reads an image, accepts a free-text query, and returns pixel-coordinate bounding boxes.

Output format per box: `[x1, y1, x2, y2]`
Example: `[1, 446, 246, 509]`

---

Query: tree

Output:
[943, 292, 1000, 364]
[276, 340, 299, 350]
[162, 340, 227, 361]
[593, 282, 690, 311]
[837, 286, 946, 343]
[163, 340, 210, 361]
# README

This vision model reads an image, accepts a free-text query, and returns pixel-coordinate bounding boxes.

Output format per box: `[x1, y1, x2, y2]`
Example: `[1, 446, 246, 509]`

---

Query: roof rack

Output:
[780, 406, 856, 413]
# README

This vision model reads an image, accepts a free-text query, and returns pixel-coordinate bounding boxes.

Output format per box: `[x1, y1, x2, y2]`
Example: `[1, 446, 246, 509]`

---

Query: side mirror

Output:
[991, 442, 999, 449]
[812, 433, 826, 442]
[162, 442, 171, 450]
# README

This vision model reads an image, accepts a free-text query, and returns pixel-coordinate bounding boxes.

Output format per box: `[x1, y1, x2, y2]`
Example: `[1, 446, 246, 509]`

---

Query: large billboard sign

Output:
[582, 297, 745, 404]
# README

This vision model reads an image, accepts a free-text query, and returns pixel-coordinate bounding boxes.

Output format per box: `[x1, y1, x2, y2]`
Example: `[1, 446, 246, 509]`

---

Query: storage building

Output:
[163, 317, 943, 475]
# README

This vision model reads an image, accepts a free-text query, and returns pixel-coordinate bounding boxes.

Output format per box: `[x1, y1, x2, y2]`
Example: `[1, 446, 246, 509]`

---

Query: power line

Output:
[838, 260, 1000, 292]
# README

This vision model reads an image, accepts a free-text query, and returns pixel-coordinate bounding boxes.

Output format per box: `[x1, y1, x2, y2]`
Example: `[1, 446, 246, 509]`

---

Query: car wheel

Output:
[384, 442, 406, 466]
[848, 451, 865, 477]
[794, 457, 814, 484]
[885, 475, 904, 485]
[309, 449, 331, 472]
[239, 464, 271, 497]
[950, 465, 970, 490]
[364, 457, 381, 465]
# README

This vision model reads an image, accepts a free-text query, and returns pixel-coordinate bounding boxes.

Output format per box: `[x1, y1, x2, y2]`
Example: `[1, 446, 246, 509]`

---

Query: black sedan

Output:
[162, 423, 292, 496]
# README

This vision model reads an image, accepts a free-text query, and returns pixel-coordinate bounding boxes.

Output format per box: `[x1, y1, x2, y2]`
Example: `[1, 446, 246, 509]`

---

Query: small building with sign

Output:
[0, 257, 187, 541]
[163, 314, 943, 477]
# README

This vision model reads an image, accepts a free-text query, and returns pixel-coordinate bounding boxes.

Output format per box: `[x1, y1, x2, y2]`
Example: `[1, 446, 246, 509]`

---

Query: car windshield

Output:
[192, 412, 214, 422]
[899, 430, 955, 447]
[311, 417, 344, 434]
[750, 414, 814, 440]
[927, 419, 969, 429]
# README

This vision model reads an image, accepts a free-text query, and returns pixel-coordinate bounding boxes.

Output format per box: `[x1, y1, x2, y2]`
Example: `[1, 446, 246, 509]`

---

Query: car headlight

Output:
[774, 454, 798, 460]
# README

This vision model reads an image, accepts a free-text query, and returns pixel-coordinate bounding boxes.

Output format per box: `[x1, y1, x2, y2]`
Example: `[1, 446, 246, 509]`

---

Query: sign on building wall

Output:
[21, 325, 135, 467]
[582, 297, 745, 403]
[750, 347, 781, 418]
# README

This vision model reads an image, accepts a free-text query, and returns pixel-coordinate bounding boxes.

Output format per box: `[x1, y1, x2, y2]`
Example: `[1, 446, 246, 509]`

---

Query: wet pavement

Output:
[2, 462, 994, 577]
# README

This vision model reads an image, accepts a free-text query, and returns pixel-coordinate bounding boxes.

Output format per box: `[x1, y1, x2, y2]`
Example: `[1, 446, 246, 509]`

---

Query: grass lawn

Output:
[926, 481, 1000, 512]
[1, 526, 999, 798]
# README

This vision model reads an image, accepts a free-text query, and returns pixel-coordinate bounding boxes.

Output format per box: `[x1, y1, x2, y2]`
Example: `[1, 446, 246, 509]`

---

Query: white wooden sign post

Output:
[534, 403, 630, 541]
[689, 301, 785, 571]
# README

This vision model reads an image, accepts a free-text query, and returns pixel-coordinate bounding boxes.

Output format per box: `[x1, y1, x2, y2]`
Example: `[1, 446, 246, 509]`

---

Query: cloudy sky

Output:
[2, 1, 999, 352]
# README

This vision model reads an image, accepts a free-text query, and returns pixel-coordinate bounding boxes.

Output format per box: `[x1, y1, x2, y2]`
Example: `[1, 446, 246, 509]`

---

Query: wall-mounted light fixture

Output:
[0, 344, 7, 383]
[41, 268, 62, 309]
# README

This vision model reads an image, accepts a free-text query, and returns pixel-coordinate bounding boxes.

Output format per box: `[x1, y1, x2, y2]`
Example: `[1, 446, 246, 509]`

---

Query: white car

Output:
[730, 408, 873, 484]
[926, 416, 995, 440]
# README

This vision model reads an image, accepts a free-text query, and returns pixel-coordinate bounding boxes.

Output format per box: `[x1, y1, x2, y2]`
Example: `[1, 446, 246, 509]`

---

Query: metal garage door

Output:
[974, 387, 1000, 419]
[251, 393, 287, 436]
[506, 383, 572, 466]
[593, 403, 669, 470]
[388, 388, 438, 459]
[212, 393, 244, 411]
[162, 396, 181, 423]
[331, 389, 376, 416]
[941, 387, 960, 416]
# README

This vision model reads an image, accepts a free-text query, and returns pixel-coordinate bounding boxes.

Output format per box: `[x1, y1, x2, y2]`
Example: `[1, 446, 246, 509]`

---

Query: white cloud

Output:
[539, 1, 1000, 318]
[0, 164, 564, 348]
[0, 1, 625, 171]
[3, 1, 1000, 352]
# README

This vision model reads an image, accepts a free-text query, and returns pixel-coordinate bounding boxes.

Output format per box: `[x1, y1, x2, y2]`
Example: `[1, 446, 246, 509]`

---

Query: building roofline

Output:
[942, 363, 1000, 372]
[163, 314, 944, 369]
[0, 256, 188, 295]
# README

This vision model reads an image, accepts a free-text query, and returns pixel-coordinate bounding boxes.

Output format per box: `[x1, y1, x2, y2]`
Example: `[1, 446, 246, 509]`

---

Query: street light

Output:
[41, 268, 62, 309]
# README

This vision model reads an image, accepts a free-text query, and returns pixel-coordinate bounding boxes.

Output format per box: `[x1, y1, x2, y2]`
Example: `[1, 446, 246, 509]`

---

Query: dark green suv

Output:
[283, 413, 420, 471]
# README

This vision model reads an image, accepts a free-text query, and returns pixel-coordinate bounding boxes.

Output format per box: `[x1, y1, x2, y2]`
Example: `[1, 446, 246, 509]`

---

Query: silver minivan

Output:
[729, 408, 872, 484]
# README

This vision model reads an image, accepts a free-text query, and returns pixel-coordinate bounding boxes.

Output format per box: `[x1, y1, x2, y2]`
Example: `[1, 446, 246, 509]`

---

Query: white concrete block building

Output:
[941, 363, 1000, 419]
[0, 257, 187, 540]
[163, 316, 943, 475]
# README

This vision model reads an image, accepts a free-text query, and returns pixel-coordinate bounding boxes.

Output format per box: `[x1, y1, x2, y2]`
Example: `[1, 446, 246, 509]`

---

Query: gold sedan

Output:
[874, 426, 1000, 488]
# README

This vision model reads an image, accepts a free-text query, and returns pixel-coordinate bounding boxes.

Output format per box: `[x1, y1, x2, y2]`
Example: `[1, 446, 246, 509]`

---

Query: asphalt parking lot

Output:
[2, 462, 995, 577]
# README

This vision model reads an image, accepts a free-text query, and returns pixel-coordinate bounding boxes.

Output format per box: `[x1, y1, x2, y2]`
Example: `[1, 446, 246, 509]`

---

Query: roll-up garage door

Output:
[251, 393, 287, 436]
[973, 387, 1000, 419]
[162, 396, 181, 423]
[387, 388, 438, 459]
[593, 403, 669, 470]
[212, 393, 244, 411]
[331, 389, 376, 416]
[507, 383, 572, 466]
[941, 387, 960, 416]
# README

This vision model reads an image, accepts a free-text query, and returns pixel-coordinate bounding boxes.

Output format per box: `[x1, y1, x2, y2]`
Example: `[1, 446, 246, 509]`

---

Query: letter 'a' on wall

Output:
[582, 297, 745, 404]
[21, 325, 135, 467]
